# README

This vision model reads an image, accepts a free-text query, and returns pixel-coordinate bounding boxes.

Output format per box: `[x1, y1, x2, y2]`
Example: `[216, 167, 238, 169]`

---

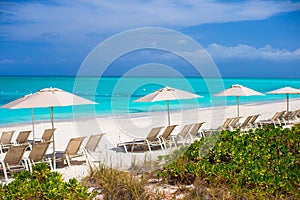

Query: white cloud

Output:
[0, 59, 15, 64]
[0, 57, 31, 65]
[1, 0, 300, 42]
[206, 43, 300, 60]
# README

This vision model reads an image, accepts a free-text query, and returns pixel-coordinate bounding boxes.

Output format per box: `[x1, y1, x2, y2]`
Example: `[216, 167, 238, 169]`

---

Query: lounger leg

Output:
[28, 159, 33, 173]
[65, 155, 71, 167]
[161, 138, 167, 149]
[131, 143, 135, 152]
[23, 158, 32, 173]
[123, 144, 128, 153]
[1, 161, 8, 182]
[158, 138, 165, 150]
[83, 152, 90, 166]
[172, 137, 177, 147]
[146, 141, 152, 152]
[159, 140, 164, 150]
[47, 158, 53, 171]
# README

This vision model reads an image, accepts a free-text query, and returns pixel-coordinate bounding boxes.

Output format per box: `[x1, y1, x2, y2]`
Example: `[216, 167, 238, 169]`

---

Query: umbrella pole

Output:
[50, 107, 56, 170]
[166, 100, 170, 126]
[31, 108, 35, 146]
[51, 107, 54, 129]
[286, 94, 289, 113]
[236, 96, 240, 118]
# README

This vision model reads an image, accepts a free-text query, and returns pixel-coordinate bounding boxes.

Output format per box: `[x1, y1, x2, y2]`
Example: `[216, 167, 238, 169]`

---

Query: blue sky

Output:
[1, 0, 300, 78]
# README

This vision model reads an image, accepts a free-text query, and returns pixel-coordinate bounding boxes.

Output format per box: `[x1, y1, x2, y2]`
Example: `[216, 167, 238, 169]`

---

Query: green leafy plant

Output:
[158, 124, 300, 199]
[0, 163, 96, 200]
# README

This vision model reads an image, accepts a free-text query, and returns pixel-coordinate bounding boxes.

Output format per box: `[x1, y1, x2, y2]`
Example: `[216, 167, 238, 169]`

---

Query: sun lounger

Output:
[24, 141, 52, 172]
[289, 109, 300, 123]
[84, 133, 105, 153]
[274, 111, 287, 126]
[202, 118, 233, 136]
[159, 125, 178, 149]
[237, 116, 253, 132]
[259, 111, 286, 127]
[248, 114, 260, 128]
[15, 130, 31, 145]
[0, 130, 15, 153]
[218, 118, 233, 130]
[187, 122, 205, 141]
[170, 124, 193, 146]
[0, 144, 29, 182]
[228, 117, 242, 131]
[280, 109, 300, 125]
[35, 128, 56, 143]
[46, 137, 88, 167]
[279, 111, 292, 125]
[117, 127, 164, 153]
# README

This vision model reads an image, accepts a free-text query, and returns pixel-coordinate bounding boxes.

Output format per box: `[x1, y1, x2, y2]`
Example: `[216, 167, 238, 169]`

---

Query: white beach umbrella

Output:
[214, 84, 264, 117]
[266, 86, 300, 113]
[1, 87, 97, 169]
[134, 86, 202, 125]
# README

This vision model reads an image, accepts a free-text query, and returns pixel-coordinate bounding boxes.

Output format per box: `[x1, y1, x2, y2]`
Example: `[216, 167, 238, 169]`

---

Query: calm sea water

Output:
[0, 76, 299, 125]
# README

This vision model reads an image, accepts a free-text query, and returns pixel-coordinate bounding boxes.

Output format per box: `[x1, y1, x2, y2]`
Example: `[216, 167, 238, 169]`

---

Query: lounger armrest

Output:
[132, 139, 147, 144]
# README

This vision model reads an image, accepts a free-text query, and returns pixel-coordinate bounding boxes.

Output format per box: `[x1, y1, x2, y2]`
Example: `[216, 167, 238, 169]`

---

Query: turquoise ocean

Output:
[0, 76, 300, 126]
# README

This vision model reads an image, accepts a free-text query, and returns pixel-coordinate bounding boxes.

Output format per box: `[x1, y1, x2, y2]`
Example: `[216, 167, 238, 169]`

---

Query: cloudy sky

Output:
[1, 0, 300, 77]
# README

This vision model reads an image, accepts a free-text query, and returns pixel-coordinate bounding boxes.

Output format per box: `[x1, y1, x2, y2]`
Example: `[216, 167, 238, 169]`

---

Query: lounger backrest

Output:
[239, 116, 252, 129]
[4, 145, 28, 166]
[161, 125, 178, 140]
[222, 118, 232, 129]
[276, 111, 286, 120]
[85, 134, 105, 152]
[16, 130, 31, 144]
[297, 109, 300, 117]
[249, 114, 260, 125]
[29, 141, 51, 162]
[270, 112, 279, 121]
[291, 109, 300, 118]
[146, 127, 164, 142]
[0, 131, 15, 144]
[229, 117, 241, 129]
[178, 124, 193, 138]
[42, 128, 56, 142]
[189, 122, 205, 137]
[65, 137, 85, 156]
[283, 111, 292, 120]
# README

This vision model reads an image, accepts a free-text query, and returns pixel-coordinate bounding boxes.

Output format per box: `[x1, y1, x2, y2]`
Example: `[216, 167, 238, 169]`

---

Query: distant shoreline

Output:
[0, 75, 300, 79]
[1, 97, 299, 128]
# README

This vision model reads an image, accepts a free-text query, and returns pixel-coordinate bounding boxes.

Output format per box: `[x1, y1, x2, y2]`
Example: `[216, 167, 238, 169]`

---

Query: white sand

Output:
[1, 98, 299, 181]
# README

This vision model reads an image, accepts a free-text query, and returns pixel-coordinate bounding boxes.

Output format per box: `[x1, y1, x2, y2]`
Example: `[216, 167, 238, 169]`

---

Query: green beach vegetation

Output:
[0, 163, 96, 200]
[158, 124, 300, 199]
[0, 124, 299, 199]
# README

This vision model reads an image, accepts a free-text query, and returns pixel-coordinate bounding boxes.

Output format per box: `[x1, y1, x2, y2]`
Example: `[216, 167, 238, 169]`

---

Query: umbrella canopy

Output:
[134, 86, 202, 125]
[1, 87, 97, 169]
[266, 86, 300, 113]
[214, 84, 264, 117]
[1, 87, 96, 109]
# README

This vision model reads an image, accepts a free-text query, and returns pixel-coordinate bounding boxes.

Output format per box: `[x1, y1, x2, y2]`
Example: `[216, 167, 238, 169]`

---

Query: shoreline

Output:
[1, 97, 299, 128]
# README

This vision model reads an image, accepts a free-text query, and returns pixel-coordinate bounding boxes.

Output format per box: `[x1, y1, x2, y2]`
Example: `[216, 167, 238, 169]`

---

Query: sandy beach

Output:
[1, 98, 299, 181]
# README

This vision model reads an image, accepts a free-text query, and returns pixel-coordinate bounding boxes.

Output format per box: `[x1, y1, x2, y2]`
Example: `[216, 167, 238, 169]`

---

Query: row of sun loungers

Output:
[0, 129, 57, 154]
[0, 130, 33, 153]
[0, 131, 105, 182]
[117, 109, 300, 153]
[117, 122, 205, 153]
[200, 110, 299, 136]
[258, 109, 300, 127]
